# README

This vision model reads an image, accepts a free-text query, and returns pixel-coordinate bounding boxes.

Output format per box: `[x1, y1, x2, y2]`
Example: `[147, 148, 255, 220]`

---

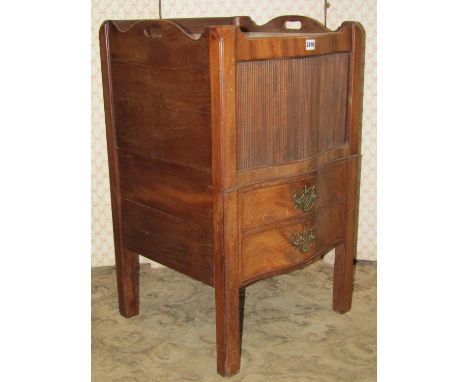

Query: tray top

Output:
[190, 31, 322, 39]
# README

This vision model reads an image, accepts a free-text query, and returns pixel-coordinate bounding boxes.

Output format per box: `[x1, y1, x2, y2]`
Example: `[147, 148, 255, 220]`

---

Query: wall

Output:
[91, 0, 377, 266]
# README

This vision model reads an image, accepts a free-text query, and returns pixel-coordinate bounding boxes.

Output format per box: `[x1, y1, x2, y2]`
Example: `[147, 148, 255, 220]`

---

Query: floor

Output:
[92, 261, 376, 382]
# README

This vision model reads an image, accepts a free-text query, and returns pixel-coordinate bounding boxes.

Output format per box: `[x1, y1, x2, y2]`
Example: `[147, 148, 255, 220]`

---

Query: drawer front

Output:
[241, 203, 344, 284]
[240, 160, 346, 231]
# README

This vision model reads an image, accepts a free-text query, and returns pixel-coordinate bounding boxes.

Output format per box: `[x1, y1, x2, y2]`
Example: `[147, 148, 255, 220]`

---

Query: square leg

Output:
[333, 244, 355, 313]
[115, 248, 140, 318]
[215, 286, 242, 377]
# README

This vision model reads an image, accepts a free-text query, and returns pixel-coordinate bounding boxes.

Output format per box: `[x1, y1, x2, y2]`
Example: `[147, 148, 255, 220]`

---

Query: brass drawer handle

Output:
[292, 184, 318, 212]
[291, 226, 316, 253]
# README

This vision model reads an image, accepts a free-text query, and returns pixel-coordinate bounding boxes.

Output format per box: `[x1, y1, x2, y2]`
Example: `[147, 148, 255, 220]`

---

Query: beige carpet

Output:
[92, 261, 376, 382]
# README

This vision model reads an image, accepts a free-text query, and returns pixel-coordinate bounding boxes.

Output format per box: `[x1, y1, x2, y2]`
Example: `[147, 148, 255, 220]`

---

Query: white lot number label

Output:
[305, 39, 315, 51]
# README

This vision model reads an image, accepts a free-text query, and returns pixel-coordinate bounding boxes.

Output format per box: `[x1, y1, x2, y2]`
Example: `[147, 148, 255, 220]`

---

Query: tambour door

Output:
[236, 52, 350, 172]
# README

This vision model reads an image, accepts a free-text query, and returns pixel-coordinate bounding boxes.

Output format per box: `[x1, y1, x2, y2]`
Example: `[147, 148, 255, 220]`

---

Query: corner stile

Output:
[208, 26, 241, 376]
[347, 22, 365, 156]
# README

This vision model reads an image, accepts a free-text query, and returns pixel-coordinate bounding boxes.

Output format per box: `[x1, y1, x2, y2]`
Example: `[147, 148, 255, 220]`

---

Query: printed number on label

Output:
[305, 39, 315, 51]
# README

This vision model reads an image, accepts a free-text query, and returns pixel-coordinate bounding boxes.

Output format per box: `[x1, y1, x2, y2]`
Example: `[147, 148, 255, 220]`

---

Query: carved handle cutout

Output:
[291, 226, 316, 253]
[292, 184, 318, 212]
[284, 21, 302, 30]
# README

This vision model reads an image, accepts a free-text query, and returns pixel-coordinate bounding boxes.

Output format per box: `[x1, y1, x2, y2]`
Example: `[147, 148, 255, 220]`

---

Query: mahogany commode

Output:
[99, 15, 365, 377]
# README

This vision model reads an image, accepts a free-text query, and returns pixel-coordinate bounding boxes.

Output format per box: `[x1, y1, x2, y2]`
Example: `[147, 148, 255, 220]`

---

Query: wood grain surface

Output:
[241, 203, 345, 284]
[99, 16, 365, 377]
[236, 53, 349, 171]
[121, 199, 214, 286]
[240, 159, 346, 231]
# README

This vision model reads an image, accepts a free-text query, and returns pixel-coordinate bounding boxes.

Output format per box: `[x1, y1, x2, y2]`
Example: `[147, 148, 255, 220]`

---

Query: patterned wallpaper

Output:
[91, 0, 377, 266]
